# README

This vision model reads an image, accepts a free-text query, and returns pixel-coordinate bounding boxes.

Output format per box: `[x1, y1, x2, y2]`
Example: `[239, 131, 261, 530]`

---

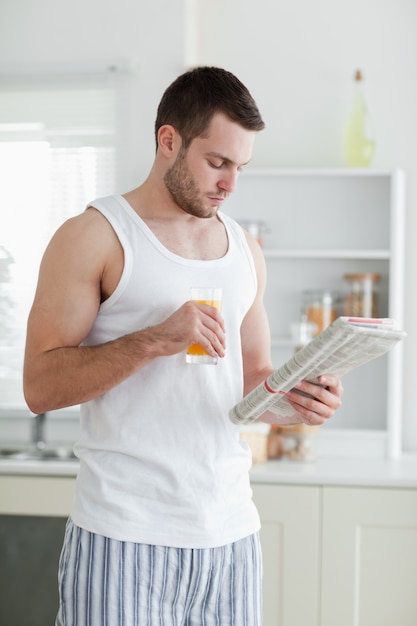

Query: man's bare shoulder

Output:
[58, 205, 114, 233]
[35, 207, 123, 299]
[47, 206, 119, 255]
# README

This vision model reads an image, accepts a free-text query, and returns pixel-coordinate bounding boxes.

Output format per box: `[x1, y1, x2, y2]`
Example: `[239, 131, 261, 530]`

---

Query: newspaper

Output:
[229, 316, 407, 425]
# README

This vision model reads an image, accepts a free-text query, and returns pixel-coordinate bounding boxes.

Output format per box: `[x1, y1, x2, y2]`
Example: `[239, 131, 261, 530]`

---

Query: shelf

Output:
[226, 168, 405, 458]
[263, 249, 390, 260]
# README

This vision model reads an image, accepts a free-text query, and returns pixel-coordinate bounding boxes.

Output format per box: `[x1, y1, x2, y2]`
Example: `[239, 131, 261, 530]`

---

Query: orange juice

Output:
[187, 299, 222, 356]
[186, 288, 222, 364]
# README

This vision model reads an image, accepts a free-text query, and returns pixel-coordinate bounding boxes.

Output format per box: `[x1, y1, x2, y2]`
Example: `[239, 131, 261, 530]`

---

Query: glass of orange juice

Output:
[186, 287, 222, 364]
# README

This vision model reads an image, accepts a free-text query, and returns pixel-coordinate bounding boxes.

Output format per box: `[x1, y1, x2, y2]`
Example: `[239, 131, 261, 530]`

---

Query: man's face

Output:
[164, 112, 255, 219]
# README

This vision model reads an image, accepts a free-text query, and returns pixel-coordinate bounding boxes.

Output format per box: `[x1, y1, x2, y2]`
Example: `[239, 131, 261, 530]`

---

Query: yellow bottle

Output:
[344, 69, 375, 167]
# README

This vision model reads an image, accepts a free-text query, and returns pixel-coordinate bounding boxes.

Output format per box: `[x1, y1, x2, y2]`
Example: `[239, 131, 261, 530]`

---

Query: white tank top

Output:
[71, 195, 261, 548]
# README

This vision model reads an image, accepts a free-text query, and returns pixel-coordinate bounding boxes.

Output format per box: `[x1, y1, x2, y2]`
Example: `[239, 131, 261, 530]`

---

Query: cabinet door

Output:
[321, 487, 417, 626]
[252, 484, 321, 626]
[0, 514, 67, 626]
[0, 475, 76, 516]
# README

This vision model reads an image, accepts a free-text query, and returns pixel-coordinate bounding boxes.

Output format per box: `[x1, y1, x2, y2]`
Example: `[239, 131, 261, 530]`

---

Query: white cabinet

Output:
[321, 487, 417, 626]
[2, 473, 417, 626]
[225, 169, 405, 457]
[254, 484, 321, 626]
[252, 482, 417, 626]
[0, 474, 76, 516]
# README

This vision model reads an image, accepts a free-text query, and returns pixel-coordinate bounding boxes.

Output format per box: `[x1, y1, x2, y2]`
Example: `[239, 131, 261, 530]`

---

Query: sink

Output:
[0, 445, 77, 461]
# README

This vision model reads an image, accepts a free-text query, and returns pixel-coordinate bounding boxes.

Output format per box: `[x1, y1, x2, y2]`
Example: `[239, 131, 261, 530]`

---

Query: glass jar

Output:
[302, 289, 339, 335]
[290, 317, 317, 352]
[343, 273, 379, 318]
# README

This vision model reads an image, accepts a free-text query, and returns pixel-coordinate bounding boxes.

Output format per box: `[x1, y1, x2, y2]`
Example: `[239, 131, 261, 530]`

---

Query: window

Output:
[0, 74, 116, 410]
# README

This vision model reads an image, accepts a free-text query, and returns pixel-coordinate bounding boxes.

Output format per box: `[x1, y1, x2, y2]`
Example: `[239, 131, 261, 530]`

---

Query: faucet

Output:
[32, 412, 47, 450]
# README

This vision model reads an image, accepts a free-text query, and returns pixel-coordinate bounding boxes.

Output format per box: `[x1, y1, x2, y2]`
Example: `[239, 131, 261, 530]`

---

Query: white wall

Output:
[1, 0, 416, 451]
[192, 0, 417, 452]
[0, 0, 187, 187]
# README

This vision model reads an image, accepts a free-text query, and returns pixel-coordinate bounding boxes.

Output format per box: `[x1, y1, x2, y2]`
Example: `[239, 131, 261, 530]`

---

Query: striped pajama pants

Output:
[55, 519, 263, 626]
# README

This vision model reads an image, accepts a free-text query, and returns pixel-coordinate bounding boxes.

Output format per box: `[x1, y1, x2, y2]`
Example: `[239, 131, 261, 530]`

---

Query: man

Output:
[24, 67, 343, 626]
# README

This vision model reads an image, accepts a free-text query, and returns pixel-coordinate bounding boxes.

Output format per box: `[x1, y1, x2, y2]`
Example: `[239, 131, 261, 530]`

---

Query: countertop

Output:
[250, 455, 417, 488]
[0, 457, 79, 477]
[2, 454, 417, 488]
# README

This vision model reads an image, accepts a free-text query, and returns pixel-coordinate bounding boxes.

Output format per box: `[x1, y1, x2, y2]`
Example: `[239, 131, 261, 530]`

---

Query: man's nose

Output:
[218, 170, 239, 194]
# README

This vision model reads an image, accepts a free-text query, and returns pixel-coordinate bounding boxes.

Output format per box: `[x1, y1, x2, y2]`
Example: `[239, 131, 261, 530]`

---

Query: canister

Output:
[290, 317, 317, 352]
[343, 273, 380, 318]
[302, 289, 339, 335]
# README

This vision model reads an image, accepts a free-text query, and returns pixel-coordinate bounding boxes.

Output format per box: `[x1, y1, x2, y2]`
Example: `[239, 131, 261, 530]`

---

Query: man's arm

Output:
[240, 232, 343, 426]
[24, 209, 225, 414]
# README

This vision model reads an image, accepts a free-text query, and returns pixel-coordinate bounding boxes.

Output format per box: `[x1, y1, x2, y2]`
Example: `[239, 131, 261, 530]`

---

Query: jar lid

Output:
[343, 273, 380, 281]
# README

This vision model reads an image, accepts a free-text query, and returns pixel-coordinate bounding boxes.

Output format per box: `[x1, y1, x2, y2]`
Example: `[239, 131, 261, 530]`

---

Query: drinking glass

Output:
[186, 287, 222, 364]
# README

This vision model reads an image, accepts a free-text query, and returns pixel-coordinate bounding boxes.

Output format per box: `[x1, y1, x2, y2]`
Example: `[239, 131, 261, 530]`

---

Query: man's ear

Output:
[157, 124, 181, 157]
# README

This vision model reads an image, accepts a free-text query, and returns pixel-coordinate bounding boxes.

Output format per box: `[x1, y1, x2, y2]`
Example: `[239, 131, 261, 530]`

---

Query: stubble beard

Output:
[164, 148, 216, 219]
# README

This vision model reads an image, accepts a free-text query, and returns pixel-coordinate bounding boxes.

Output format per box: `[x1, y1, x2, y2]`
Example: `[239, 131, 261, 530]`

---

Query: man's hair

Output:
[154, 66, 265, 150]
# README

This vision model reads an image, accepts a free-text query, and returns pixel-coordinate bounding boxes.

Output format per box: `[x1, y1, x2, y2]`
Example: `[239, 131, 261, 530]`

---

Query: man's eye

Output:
[209, 161, 223, 169]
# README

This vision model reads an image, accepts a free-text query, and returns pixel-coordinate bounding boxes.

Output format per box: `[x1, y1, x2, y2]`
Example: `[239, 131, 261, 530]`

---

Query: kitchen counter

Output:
[250, 455, 417, 488]
[0, 457, 79, 477]
[2, 454, 417, 488]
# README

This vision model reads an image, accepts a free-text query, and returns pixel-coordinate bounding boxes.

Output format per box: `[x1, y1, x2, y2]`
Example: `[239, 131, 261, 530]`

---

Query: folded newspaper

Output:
[229, 316, 406, 425]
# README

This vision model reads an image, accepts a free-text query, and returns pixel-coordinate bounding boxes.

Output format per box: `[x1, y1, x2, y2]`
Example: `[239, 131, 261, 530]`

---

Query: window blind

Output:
[0, 75, 116, 409]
